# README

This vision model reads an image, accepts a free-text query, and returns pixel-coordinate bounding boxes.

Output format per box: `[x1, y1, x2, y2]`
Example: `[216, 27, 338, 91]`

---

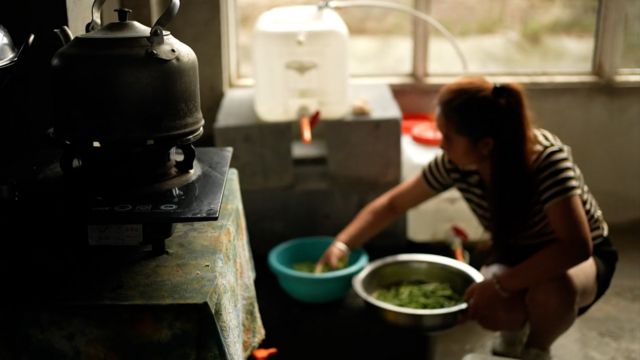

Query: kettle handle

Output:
[153, 0, 180, 31]
[149, 0, 180, 45]
[85, 0, 107, 33]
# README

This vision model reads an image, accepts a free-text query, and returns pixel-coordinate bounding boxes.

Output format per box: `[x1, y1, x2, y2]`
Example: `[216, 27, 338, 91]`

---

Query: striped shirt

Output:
[422, 128, 608, 247]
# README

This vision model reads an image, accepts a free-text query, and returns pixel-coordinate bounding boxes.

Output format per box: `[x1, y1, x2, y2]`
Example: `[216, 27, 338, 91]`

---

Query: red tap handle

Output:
[451, 225, 469, 242]
[309, 110, 321, 128]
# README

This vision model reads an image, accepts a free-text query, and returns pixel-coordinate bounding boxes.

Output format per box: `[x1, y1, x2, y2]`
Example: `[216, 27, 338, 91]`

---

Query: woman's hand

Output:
[463, 279, 525, 331]
[313, 175, 436, 273]
[315, 241, 350, 272]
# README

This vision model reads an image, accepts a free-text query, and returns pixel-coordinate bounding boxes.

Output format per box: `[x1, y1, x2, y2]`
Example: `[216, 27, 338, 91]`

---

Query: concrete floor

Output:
[252, 221, 639, 360]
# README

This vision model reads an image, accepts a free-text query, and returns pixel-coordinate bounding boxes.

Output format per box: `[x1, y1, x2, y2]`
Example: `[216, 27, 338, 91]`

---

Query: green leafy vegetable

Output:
[373, 281, 462, 309]
[291, 257, 348, 273]
[291, 261, 330, 273]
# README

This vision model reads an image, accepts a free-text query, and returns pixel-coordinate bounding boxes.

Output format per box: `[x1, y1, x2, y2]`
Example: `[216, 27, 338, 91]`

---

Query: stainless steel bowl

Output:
[352, 253, 484, 332]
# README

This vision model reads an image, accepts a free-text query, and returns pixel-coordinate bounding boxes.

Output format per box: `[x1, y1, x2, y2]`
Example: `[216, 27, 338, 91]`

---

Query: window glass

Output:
[620, 0, 640, 71]
[332, 0, 414, 75]
[428, 0, 599, 75]
[235, 0, 606, 79]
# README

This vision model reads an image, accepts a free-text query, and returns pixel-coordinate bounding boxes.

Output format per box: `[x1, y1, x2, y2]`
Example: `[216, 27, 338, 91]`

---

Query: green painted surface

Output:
[8, 169, 264, 359]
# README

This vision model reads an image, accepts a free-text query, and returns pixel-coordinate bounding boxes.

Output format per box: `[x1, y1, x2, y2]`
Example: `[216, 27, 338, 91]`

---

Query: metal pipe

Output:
[320, 0, 468, 73]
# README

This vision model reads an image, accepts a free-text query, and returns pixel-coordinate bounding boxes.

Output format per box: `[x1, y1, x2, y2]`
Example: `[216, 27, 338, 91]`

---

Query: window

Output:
[225, 0, 637, 85]
[620, 0, 640, 71]
[428, 0, 598, 75]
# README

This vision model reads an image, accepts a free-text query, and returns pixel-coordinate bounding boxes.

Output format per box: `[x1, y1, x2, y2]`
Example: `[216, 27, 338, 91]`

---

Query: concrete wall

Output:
[394, 84, 640, 226]
[214, 85, 404, 255]
[66, 2, 640, 226]
[165, 2, 640, 226]
[528, 86, 640, 224]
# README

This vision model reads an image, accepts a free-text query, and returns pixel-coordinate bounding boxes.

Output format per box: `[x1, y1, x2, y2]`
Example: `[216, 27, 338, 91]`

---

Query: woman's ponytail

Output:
[437, 77, 535, 257]
[489, 83, 535, 254]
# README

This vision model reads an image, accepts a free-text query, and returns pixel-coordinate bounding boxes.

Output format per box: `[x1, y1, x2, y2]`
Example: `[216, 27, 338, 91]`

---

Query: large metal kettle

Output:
[51, 0, 203, 155]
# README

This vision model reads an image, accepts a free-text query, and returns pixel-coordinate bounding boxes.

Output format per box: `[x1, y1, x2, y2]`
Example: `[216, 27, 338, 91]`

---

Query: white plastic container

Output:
[253, 5, 350, 122]
[401, 122, 485, 242]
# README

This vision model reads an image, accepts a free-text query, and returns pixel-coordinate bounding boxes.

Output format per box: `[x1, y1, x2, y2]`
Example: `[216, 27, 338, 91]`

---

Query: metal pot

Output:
[0, 25, 17, 68]
[352, 253, 484, 332]
[51, 0, 203, 150]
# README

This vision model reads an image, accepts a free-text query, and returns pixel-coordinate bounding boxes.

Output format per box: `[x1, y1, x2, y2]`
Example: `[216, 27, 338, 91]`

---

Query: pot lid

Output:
[81, 8, 168, 39]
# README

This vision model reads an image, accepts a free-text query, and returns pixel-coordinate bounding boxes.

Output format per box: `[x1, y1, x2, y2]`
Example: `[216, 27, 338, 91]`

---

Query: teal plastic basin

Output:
[268, 236, 369, 303]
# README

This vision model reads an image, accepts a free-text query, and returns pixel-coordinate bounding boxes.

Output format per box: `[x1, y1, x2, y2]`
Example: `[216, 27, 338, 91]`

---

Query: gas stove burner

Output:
[22, 147, 233, 253]
[26, 146, 232, 225]
[60, 143, 199, 193]
[69, 147, 233, 224]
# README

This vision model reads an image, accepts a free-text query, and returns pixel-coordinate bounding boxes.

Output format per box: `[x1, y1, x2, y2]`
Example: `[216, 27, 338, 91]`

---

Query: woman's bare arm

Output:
[335, 173, 437, 250]
[316, 174, 437, 269]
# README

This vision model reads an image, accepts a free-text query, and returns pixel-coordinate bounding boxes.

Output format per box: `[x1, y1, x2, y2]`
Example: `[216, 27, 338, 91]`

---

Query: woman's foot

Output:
[520, 347, 551, 360]
[491, 326, 529, 358]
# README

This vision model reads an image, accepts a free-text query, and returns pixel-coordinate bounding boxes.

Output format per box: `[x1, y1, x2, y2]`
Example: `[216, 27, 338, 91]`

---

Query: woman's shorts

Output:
[483, 236, 618, 316]
[578, 236, 618, 315]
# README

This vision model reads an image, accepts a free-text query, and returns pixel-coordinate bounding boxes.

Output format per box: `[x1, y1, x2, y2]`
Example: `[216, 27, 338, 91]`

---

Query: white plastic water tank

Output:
[253, 5, 350, 122]
[401, 120, 485, 242]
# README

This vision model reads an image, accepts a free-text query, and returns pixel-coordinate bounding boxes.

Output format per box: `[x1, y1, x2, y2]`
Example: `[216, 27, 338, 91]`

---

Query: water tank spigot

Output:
[298, 108, 321, 144]
[317, 1, 331, 10]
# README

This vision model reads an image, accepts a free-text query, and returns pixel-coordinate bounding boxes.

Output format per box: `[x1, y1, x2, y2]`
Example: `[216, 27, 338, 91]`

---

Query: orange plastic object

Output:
[252, 347, 278, 360]
[453, 246, 465, 262]
[300, 115, 312, 144]
[403, 112, 434, 121]
[450, 225, 468, 262]
[410, 121, 442, 146]
[401, 112, 435, 135]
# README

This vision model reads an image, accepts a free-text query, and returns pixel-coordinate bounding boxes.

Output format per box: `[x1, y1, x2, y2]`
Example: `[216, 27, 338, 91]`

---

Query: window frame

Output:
[221, 0, 639, 89]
